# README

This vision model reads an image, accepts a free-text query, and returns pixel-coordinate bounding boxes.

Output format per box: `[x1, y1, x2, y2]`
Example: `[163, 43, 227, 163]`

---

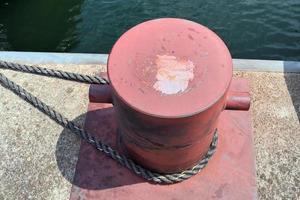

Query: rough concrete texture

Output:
[0, 64, 299, 200]
[234, 71, 300, 200]
[0, 64, 105, 200]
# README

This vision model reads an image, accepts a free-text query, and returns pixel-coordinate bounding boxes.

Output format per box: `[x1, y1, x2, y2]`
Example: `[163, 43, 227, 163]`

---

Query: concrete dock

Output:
[0, 52, 299, 200]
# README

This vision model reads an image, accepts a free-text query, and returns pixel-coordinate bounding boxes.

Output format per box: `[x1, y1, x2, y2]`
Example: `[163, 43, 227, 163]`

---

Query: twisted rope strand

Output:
[0, 60, 109, 84]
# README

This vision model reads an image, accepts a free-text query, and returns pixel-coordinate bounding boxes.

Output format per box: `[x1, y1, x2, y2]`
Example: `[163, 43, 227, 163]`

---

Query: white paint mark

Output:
[153, 55, 195, 95]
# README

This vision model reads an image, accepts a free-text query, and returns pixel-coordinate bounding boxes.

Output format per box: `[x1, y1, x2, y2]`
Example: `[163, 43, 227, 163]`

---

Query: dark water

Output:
[0, 0, 299, 60]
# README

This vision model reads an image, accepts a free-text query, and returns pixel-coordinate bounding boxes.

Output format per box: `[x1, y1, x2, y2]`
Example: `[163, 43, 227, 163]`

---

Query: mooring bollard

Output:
[0, 17, 257, 199]
[89, 18, 250, 173]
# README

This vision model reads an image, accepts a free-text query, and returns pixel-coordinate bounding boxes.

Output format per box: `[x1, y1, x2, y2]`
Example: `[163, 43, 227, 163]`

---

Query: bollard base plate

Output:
[69, 78, 257, 200]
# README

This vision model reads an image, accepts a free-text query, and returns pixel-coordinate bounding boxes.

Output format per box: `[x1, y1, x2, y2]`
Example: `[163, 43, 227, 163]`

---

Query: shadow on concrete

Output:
[55, 107, 145, 191]
[55, 113, 85, 189]
[284, 62, 300, 122]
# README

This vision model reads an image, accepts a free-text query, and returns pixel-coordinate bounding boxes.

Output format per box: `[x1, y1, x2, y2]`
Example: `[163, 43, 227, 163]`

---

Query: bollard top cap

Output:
[108, 18, 232, 118]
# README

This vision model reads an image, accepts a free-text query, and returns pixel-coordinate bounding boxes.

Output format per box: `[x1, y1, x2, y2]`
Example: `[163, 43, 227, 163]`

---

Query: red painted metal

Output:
[89, 84, 112, 103]
[108, 18, 233, 118]
[89, 79, 251, 110]
[226, 91, 251, 110]
[90, 18, 251, 173]
[88, 82, 250, 171]
[69, 78, 257, 200]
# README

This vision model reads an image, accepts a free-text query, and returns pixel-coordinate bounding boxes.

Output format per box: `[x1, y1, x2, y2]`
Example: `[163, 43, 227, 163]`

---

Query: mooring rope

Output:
[0, 61, 218, 184]
[0, 60, 109, 84]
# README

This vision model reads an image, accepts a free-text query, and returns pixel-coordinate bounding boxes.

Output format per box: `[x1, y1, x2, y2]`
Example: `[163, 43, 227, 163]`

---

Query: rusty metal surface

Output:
[69, 78, 257, 200]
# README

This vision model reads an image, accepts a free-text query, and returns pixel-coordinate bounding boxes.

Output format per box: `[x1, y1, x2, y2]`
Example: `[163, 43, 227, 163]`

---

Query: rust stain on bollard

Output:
[98, 18, 251, 173]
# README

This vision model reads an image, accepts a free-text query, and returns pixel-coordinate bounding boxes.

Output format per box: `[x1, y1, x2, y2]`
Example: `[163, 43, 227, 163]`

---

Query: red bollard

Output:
[71, 18, 257, 199]
[91, 18, 250, 173]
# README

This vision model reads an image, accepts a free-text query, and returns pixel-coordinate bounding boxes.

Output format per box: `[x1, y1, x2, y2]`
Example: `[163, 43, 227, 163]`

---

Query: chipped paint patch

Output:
[153, 55, 195, 95]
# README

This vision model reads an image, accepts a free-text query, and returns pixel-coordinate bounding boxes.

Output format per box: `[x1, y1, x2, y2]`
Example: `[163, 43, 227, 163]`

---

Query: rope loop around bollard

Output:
[0, 61, 218, 184]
